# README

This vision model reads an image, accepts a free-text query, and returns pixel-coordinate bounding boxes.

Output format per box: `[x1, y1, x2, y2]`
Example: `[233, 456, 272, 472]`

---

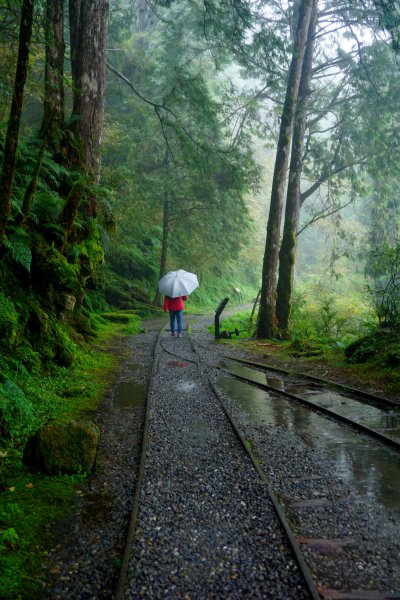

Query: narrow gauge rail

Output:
[225, 356, 397, 407]
[114, 323, 164, 600]
[114, 322, 320, 599]
[185, 334, 321, 600]
[218, 357, 400, 452]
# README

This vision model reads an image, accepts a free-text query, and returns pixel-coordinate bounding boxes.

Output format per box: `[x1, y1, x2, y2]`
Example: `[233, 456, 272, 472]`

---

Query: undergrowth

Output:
[0, 309, 143, 599]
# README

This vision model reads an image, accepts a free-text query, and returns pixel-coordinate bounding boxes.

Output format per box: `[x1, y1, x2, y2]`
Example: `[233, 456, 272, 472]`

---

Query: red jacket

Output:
[164, 295, 188, 312]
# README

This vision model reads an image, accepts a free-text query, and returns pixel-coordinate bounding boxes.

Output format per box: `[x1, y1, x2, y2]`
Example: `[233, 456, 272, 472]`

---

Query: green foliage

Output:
[208, 309, 256, 339]
[0, 380, 34, 442]
[289, 285, 372, 348]
[366, 239, 400, 329]
[0, 293, 19, 349]
[345, 330, 400, 369]
[3, 228, 32, 273]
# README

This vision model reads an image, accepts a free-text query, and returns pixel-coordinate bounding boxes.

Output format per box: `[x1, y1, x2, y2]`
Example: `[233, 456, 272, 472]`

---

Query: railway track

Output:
[114, 319, 400, 599]
[114, 321, 318, 599]
[218, 357, 400, 452]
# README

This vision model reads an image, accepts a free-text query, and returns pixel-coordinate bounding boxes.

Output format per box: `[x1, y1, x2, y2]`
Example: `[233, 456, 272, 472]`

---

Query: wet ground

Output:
[44, 314, 400, 598]
[217, 376, 400, 515]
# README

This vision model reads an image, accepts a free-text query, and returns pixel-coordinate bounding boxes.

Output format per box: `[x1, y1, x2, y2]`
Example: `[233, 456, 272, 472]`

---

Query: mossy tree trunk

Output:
[60, 0, 109, 251]
[0, 0, 34, 247]
[276, 0, 318, 337]
[41, 0, 64, 143]
[60, 180, 84, 254]
[68, 0, 109, 179]
[19, 0, 65, 225]
[256, 0, 314, 339]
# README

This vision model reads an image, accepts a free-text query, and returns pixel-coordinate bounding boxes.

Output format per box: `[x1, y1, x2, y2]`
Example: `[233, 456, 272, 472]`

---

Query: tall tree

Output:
[275, 0, 318, 336]
[0, 0, 34, 247]
[19, 0, 65, 224]
[257, 0, 314, 338]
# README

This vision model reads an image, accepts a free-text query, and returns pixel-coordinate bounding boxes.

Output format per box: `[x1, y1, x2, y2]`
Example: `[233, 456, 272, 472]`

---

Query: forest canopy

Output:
[0, 0, 399, 380]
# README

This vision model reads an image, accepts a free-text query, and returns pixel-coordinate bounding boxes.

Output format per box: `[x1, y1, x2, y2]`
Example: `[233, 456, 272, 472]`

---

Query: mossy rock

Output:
[23, 419, 100, 475]
[345, 331, 389, 364]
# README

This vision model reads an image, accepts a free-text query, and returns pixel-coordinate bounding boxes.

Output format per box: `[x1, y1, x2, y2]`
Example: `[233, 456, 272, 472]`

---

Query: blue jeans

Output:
[170, 310, 183, 334]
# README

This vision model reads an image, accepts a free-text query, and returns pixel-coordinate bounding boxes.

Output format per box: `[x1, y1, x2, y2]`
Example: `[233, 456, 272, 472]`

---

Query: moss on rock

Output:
[23, 419, 100, 475]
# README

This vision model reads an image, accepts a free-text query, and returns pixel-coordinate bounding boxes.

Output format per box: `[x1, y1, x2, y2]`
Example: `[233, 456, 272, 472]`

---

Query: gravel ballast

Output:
[44, 313, 400, 598]
[125, 330, 310, 598]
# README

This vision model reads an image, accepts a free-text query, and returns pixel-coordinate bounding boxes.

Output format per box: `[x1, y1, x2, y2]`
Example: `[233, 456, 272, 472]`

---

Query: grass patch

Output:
[208, 309, 256, 339]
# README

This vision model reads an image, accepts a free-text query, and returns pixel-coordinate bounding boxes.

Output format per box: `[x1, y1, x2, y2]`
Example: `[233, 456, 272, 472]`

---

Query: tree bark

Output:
[154, 152, 170, 306]
[69, 0, 81, 87]
[40, 0, 64, 143]
[69, 0, 109, 178]
[0, 0, 34, 247]
[19, 0, 65, 225]
[60, 180, 84, 253]
[256, 0, 314, 339]
[276, 0, 318, 337]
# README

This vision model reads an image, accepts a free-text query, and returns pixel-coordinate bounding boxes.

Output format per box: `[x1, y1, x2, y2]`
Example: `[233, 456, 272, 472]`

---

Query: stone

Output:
[55, 293, 76, 311]
[23, 419, 100, 475]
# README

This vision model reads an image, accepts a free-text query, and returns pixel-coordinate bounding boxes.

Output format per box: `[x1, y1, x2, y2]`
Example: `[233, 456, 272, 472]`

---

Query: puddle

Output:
[113, 381, 146, 410]
[221, 360, 400, 443]
[218, 377, 400, 515]
[175, 381, 197, 393]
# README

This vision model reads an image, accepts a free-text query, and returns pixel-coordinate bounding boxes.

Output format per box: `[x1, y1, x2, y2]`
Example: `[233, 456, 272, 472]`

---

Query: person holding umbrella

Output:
[158, 270, 199, 338]
[163, 294, 188, 337]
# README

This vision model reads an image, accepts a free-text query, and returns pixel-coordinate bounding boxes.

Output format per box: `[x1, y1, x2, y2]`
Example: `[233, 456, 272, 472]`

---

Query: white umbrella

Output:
[158, 269, 199, 298]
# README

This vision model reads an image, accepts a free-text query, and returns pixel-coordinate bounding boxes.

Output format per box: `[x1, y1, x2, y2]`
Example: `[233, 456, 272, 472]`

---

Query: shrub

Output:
[366, 240, 400, 329]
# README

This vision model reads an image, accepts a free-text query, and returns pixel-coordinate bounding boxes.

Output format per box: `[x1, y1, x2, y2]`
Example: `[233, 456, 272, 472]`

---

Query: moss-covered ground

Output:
[0, 311, 144, 599]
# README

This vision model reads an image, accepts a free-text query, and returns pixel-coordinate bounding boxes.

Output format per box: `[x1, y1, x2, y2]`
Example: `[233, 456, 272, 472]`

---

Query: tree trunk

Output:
[276, 0, 318, 337]
[60, 180, 84, 254]
[256, 0, 314, 339]
[20, 0, 65, 225]
[0, 0, 34, 247]
[154, 153, 170, 306]
[69, 0, 81, 87]
[69, 0, 109, 178]
[19, 138, 48, 224]
[40, 0, 64, 144]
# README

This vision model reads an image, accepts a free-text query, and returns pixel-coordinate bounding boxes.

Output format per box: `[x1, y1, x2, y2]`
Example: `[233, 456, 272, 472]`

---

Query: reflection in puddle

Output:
[218, 377, 400, 515]
[113, 381, 145, 410]
[221, 360, 400, 443]
[175, 381, 197, 393]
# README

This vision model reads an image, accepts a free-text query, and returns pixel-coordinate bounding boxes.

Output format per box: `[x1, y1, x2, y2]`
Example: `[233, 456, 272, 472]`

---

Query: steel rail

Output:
[114, 324, 164, 600]
[218, 365, 400, 453]
[187, 331, 322, 600]
[226, 355, 397, 408]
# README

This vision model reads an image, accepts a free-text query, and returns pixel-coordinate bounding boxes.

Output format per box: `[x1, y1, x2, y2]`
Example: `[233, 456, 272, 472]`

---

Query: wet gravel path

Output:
[191, 317, 400, 598]
[124, 328, 309, 599]
[44, 313, 400, 599]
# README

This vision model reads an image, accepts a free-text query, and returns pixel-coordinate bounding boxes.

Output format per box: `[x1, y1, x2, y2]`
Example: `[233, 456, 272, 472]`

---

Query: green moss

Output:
[0, 316, 126, 597]
[0, 463, 77, 599]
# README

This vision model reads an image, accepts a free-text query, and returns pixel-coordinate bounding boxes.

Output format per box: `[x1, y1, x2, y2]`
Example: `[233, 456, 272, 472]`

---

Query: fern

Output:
[4, 232, 32, 273]
[31, 190, 63, 223]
